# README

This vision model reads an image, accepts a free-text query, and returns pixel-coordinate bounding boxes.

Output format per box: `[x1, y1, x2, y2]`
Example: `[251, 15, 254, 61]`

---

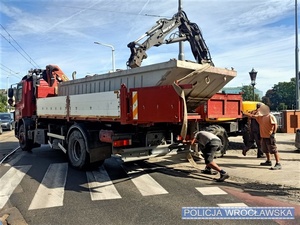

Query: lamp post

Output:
[296, 0, 299, 109]
[94, 41, 115, 72]
[178, 0, 184, 61]
[249, 68, 257, 101]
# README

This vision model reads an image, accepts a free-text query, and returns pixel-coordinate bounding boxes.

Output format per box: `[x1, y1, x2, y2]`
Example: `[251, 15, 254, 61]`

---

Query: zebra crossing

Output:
[0, 154, 247, 211]
[28, 163, 68, 210]
[0, 165, 31, 209]
[86, 166, 122, 201]
[0, 161, 172, 211]
[122, 164, 168, 196]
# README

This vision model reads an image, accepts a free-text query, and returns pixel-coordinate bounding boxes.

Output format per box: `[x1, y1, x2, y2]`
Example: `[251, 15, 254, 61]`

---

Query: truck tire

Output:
[205, 125, 228, 157]
[19, 124, 33, 151]
[68, 130, 89, 169]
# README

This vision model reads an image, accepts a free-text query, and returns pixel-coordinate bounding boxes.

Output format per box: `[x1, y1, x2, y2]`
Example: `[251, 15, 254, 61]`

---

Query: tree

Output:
[241, 85, 260, 101]
[0, 94, 7, 112]
[262, 78, 296, 111]
[262, 89, 272, 106]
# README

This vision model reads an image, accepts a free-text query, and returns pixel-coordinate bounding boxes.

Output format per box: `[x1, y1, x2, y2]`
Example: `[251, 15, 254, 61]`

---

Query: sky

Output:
[0, 0, 298, 95]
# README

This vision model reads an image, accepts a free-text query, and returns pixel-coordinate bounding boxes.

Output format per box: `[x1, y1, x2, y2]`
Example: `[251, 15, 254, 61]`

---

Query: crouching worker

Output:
[191, 131, 229, 182]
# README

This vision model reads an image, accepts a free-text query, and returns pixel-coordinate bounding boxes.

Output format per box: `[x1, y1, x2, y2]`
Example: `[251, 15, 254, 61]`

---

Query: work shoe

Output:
[260, 161, 272, 166]
[216, 173, 229, 182]
[242, 149, 247, 156]
[271, 163, 282, 170]
[201, 169, 218, 175]
[257, 155, 265, 158]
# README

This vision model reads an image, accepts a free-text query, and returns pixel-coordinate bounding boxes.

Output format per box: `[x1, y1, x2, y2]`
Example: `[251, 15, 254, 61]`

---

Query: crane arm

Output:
[127, 11, 213, 68]
[42, 65, 69, 87]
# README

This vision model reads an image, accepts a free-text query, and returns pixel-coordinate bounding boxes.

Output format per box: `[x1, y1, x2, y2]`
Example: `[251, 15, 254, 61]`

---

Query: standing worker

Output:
[245, 105, 281, 170]
[191, 131, 229, 182]
[242, 103, 265, 158]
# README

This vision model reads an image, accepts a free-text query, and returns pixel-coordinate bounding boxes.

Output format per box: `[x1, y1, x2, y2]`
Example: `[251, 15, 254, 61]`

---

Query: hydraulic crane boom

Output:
[127, 10, 214, 68]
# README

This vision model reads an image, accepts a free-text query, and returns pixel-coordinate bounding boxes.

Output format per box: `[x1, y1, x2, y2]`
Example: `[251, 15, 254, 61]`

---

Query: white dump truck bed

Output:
[57, 60, 236, 109]
[37, 60, 236, 120]
[37, 91, 120, 120]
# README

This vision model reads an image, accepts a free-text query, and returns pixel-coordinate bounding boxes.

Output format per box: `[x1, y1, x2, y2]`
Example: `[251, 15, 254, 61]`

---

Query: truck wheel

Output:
[205, 125, 228, 158]
[19, 124, 33, 151]
[68, 130, 88, 169]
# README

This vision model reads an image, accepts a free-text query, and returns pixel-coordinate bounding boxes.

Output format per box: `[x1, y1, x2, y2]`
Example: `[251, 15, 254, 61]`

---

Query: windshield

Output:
[0, 114, 11, 120]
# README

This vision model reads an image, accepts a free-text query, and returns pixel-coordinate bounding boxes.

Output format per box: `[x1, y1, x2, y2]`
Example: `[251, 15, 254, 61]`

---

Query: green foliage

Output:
[241, 85, 260, 101]
[0, 94, 8, 112]
[262, 78, 296, 111]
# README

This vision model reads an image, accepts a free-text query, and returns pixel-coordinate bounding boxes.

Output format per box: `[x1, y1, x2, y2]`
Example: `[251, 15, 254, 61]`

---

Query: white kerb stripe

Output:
[124, 166, 168, 196]
[196, 187, 227, 195]
[0, 165, 31, 210]
[217, 203, 248, 207]
[86, 166, 121, 201]
[29, 163, 68, 210]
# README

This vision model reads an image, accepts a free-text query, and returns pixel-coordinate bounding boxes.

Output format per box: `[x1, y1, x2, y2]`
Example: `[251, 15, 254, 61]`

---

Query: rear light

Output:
[113, 139, 132, 147]
[177, 135, 183, 141]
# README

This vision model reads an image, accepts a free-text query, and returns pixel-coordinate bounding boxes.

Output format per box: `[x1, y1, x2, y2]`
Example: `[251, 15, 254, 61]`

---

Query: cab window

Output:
[15, 83, 23, 103]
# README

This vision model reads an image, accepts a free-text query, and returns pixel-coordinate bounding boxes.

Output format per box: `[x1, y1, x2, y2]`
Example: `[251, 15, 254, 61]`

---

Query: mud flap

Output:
[172, 83, 188, 139]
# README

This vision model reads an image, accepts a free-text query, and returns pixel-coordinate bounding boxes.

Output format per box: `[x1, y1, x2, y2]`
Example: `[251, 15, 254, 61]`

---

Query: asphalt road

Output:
[0, 131, 298, 225]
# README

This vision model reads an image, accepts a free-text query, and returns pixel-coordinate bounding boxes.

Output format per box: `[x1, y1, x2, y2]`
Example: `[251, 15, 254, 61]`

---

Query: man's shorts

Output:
[201, 139, 221, 164]
[261, 137, 277, 154]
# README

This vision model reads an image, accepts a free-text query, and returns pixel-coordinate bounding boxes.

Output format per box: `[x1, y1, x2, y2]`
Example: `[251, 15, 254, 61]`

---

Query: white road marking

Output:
[86, 166, 121, 201]
[217, 203, 248, 207]
[0, 165, 31, 209]
[196, 187, 227, 195]
[28, 163, 68, 210]
[123, 165, 168, 196]
[3, 152, 26, 167]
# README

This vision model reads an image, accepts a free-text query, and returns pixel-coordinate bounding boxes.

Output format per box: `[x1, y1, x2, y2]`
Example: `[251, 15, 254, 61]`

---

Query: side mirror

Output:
[8, 98, 14, 106]
[8, 88, 14, 98]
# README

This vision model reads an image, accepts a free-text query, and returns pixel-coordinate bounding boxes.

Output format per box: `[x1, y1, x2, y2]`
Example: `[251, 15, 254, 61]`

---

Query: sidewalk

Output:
[217, 133, 300, 188]
[148, 133, 300, 189]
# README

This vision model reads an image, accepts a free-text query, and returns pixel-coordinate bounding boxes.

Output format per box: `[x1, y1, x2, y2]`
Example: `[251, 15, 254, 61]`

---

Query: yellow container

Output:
[242, 101, 261, 113]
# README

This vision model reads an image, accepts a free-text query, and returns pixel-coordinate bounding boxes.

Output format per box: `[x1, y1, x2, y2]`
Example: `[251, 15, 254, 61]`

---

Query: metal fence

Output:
[272, 112, 283, 132]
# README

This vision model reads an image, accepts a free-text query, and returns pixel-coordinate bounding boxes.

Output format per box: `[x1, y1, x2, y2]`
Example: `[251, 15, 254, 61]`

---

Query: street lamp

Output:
[295, 0, 299, 109]
[94, 41, 115, 72]
[249, 68, 257, 101]
[178, 0, 184, 61]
